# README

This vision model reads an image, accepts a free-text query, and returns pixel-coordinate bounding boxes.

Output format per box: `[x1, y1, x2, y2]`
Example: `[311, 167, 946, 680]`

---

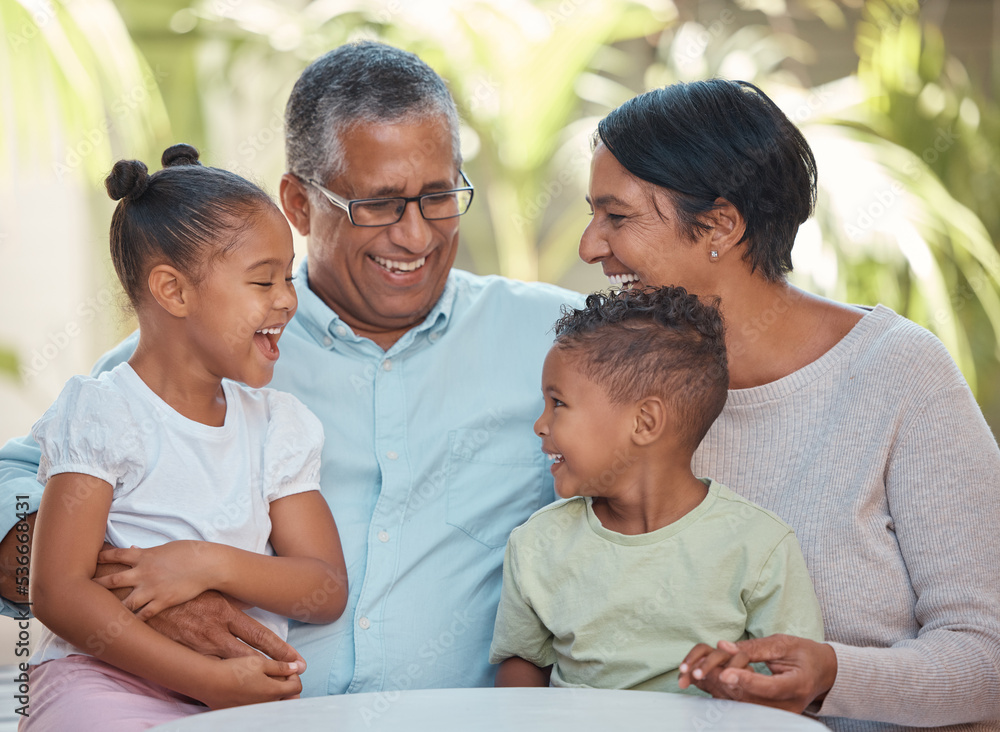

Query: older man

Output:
[0, 41, 580, 697]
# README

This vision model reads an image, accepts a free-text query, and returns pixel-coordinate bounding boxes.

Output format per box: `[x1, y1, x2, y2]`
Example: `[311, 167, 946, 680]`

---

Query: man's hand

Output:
[147, 590, 306, 666]
[93, 544, 304, 666]
[685, 634, 837, 714]
[0, 512, 35, 603]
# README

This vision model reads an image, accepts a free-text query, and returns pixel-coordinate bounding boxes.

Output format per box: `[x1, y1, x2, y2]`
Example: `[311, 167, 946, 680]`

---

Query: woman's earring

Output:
[710, 250, 719, 261]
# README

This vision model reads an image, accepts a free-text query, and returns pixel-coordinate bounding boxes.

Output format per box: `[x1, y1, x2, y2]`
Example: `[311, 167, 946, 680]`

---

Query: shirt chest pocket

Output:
[444, 428, 552, 549]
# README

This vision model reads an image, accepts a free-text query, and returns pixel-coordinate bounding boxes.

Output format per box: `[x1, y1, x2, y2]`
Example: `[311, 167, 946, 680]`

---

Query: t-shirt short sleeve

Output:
[744, 531, 825, 643]
[30, 374, 145, 493]
[262, 390, 324, 503]
[489, 531, 557, 668]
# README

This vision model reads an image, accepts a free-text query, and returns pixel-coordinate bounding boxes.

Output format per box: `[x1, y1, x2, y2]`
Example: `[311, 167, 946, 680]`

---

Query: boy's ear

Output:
[280, 173, 312, 236]
[632, 396, 669, 446]
[147, 264, 193, 317]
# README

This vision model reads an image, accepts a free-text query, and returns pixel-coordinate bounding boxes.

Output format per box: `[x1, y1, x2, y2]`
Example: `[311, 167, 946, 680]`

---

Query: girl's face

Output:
[185, 206, 298, 388]
[579, 144, 715, 295]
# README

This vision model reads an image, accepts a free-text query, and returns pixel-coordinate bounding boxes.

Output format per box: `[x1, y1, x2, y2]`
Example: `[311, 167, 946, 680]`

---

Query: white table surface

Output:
[150, 687, 827, 731]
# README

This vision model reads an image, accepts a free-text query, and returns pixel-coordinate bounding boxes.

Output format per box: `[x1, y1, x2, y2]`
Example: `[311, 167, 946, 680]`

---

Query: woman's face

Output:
[580, 143, 714, 294]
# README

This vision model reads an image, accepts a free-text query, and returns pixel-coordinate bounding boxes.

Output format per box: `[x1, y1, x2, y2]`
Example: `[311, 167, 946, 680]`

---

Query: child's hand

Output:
[198, 656, 304, 709]
[95, 541, 214, 620]
[678, 641, 751, 691]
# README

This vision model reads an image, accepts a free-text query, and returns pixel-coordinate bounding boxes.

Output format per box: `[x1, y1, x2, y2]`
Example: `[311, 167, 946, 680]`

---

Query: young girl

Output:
[24, 144, 348, 731]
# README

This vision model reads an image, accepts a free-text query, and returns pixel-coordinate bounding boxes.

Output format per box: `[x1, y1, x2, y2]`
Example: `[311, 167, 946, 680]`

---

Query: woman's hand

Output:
[198, 656, 303, 709]
[684, 634, 837, 713]
[95, 541, 216, 620]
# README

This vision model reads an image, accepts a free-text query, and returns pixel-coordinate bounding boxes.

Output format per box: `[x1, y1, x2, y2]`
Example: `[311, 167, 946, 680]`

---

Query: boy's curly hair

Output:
[553, 286, 729, 450]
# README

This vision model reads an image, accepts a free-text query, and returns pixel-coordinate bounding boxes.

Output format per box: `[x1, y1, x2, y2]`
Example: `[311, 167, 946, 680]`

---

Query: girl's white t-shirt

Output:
[29, 362, 324, 665]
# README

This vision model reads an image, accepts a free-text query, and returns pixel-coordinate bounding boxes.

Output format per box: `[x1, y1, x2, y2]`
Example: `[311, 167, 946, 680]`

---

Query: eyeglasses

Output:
[306, 171, 474, 227]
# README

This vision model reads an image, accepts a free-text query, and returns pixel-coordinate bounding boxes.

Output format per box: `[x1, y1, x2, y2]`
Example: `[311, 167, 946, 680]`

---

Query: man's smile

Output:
[370, 254, 428, 274]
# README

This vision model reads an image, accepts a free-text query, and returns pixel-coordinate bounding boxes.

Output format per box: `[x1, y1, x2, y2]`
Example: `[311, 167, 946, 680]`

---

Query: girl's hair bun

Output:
[105, 160, 150, 201]
[161, 143, 201, 168]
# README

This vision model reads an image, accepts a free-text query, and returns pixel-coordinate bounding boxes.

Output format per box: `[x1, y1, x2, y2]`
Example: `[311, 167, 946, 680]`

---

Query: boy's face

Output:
[534, 347, 637, 499]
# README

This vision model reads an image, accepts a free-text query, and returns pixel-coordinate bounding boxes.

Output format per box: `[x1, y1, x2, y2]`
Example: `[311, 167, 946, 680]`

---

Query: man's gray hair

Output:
[285, 41, 462, 184]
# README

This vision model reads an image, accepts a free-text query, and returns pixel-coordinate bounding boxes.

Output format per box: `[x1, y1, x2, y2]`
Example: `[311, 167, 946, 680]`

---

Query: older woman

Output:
[580, 79, 1000, 731]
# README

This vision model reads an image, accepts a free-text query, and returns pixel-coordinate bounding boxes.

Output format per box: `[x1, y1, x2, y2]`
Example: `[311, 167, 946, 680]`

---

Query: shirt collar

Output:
[293, 256, 458, 350]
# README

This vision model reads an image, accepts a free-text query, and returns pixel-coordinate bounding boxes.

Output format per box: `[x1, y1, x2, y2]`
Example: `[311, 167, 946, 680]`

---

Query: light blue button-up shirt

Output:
[0, 265, 582, 696]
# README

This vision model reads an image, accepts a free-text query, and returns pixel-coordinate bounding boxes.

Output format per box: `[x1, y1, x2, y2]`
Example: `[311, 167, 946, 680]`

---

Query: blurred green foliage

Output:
[850, 0, 1000, 406]
[1, 0, 170, 383]
[3, 0, 998, 432]
[0, 0, 169, 181]
[0, 348, 17, 379]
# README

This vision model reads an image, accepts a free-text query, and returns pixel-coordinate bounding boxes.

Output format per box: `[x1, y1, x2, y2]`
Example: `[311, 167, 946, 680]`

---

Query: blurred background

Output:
[0, 0, 998, 697]
[2, 0, 1000, 440]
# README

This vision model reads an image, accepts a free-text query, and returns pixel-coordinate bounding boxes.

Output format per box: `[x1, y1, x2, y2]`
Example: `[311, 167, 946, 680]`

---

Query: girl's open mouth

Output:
[254, 326, 283, 361]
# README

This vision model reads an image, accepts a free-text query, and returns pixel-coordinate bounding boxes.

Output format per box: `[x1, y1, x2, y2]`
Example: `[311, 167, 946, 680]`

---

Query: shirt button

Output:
[377, 531, 390, 543]
[358, 616, 371, 630]
[382, 360, 393, 372]
[429, 332, 441, 342]
[335, 325, 348, 337]
[386, 451, 398, 461]
[322, 336, 332, 347]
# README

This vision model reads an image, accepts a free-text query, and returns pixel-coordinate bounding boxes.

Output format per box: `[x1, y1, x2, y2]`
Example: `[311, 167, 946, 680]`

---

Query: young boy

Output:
[489, 286, 823, 693]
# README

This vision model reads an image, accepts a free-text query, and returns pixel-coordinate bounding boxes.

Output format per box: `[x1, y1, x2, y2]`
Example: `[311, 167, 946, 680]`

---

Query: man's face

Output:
[303, 117, 462, 342]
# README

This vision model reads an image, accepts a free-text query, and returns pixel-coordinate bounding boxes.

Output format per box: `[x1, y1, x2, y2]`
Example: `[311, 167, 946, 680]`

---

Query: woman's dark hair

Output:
[105, 143, 277, 306]
[596, 80, 817, 282]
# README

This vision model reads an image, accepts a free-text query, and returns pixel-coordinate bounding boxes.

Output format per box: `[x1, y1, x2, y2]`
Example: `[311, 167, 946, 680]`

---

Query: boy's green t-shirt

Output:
[489, 479, 824, 694]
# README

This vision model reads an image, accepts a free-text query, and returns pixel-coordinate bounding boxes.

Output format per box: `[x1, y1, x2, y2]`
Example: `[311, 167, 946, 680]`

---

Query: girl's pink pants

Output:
[19, 655, 207, 731]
